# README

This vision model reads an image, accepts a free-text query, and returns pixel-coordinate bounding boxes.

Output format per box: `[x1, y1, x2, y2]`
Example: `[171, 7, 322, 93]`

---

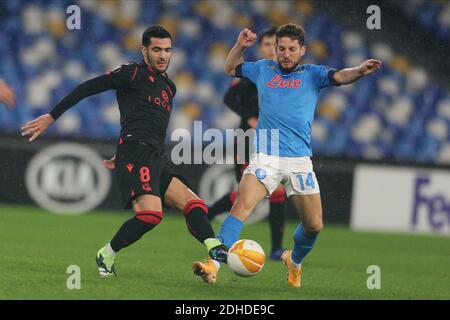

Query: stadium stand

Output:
[394, 0, 450, 42]
[0, 0, 449, 164]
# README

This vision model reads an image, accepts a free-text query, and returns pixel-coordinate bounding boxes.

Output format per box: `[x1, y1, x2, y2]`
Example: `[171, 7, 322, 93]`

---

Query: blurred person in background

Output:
[0, 79, 15, 109]
[207, 27, 288, 261]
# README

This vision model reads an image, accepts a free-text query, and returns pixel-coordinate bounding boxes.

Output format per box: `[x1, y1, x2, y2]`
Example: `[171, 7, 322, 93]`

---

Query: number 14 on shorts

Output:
[296, 172, 315, 191]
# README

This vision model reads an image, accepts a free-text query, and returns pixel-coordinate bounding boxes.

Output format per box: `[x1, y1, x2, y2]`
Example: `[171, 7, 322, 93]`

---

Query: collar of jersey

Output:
[142, 59, 168, 78]
[275, 63, 303, 77]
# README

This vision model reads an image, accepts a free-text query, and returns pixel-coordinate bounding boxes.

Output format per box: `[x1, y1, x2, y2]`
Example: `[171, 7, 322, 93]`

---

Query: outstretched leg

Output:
[164, 177, 221, 249]
[164, 177, 227, 284]
[110, 195, 164, 252]
[192, 173, 267, 284]
[217, 173, 268, 247]
[97, 194, 163, 277]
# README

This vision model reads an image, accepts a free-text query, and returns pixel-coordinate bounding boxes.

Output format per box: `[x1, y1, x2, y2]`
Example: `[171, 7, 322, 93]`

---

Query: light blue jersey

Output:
[236, 59, 339, 157]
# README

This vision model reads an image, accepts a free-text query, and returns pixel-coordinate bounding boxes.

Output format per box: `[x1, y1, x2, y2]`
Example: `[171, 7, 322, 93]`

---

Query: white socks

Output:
[106, 242, 117, 256]
[212, 260, 221, 270]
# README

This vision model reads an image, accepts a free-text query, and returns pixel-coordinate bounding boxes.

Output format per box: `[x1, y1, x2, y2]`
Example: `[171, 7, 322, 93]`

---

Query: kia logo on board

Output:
[25, 143, 111, 215]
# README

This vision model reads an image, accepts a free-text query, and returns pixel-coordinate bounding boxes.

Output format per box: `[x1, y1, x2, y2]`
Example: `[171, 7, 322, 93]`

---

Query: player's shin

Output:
[183, 199, 227, 263]
[183, 199, 216, 243]
[109, 211, 163, 253]
[217, 214, 244, 247]
[291, 223, 319, 266]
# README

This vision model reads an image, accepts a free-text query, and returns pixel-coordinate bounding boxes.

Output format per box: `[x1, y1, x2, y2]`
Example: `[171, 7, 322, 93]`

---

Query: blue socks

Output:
[291, 224, 318, 265]
[217, 214, 244, 247]
[218, 217, 318, 266]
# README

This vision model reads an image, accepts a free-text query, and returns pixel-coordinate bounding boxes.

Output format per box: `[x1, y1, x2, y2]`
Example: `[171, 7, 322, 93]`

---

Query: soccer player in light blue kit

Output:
[193, 23, 381, 286]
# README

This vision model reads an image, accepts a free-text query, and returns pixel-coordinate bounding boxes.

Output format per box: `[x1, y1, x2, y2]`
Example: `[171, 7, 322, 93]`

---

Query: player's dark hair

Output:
[142, 26, 172, 47]
[258, 26, 277, 45]
[276, 23, 305, 46]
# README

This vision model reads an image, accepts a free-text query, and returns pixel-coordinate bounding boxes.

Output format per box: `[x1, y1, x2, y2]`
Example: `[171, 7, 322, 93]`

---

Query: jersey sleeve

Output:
[309, 64, 341, 89]
[49, 64, 137, 120]
[235, 59, 267, 84]
[106, 63, 138, 89]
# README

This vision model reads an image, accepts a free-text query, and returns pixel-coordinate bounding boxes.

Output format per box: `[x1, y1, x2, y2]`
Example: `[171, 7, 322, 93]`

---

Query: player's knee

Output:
[230, 199, 255, 222]
[183, 199, 208, 216]
[135, 210, 164, 226]
[232, 195, 254, 215]
[304, 221, 323, 234]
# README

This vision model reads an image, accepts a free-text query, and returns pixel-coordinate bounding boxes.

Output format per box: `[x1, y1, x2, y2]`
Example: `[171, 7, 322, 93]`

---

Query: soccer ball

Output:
[227, 239, 265, 277]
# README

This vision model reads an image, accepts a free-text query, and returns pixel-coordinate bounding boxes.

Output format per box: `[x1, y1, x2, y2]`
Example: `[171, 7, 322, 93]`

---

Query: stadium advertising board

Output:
[351, 164, 450, 236]
[25, 143, 111, 214]
[0, 136, 351, 223]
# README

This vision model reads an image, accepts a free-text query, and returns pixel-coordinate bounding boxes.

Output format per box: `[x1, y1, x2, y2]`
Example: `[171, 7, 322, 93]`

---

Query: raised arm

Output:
[333, 59, 382, 85]
[21, 75, 115, 141]
[49, 74, 120, 121]
[21, 64, 136, 141]
[224, 28, 257, 76]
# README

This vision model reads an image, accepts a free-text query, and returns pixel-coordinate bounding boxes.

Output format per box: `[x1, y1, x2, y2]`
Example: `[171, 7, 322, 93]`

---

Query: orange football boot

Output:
[281, 250, 303, 288]
[192, 258, 218, 284]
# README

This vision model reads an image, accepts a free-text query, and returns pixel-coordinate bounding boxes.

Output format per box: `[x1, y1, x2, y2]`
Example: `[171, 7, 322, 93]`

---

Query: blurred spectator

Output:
[0, 79, 15, 109]
[0, 0, 449, 164]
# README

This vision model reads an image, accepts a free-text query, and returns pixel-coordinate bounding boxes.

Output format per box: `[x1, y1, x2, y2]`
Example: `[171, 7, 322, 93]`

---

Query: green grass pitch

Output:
[0, 205, 449, 300]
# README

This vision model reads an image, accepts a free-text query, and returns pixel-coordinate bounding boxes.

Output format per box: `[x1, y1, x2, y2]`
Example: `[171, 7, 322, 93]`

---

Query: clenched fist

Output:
[236, 28, 257, 49]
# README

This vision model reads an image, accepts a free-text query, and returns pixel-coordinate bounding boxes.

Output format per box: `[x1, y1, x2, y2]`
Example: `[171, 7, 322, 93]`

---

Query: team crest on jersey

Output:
[255, 168, 266, 180]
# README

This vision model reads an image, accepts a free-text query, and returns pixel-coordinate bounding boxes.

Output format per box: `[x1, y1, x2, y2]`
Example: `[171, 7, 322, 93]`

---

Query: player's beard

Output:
[277, 58, 300, 73]
[147, 53, 170, 74]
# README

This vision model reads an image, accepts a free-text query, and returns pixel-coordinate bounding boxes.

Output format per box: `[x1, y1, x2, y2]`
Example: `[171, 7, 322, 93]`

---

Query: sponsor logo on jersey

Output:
[266, 75, 301, 88]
